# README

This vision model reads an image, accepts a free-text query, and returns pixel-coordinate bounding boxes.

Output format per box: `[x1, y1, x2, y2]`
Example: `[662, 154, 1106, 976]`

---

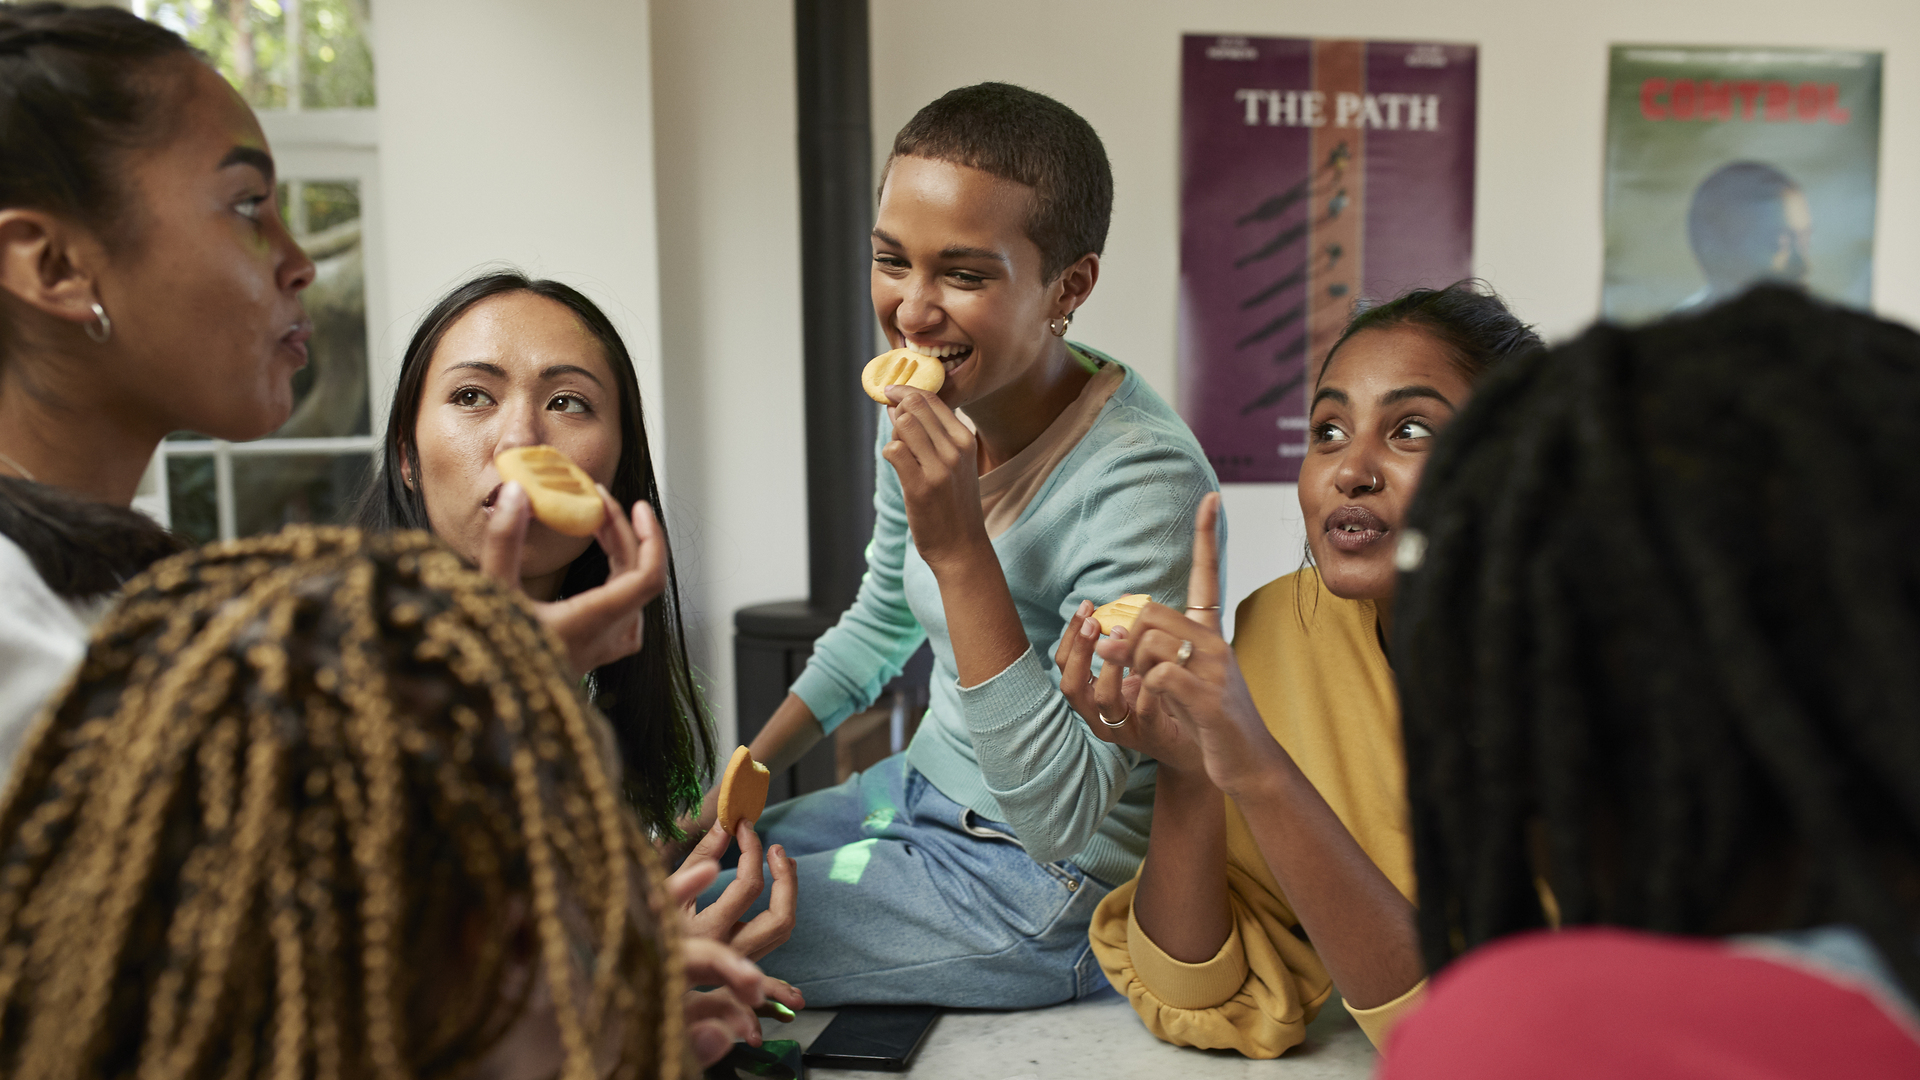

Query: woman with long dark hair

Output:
[0, 3, 313, 770]
[356, 272, 707, 832]
[354, 271, 797, 962]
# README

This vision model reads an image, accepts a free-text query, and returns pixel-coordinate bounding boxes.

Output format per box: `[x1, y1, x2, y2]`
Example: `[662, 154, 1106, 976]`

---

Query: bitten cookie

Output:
[1090, 594, 1150, 635]
[495, 445, 606, 538]
[860, 347, 946, 404]
[716, 745, 771, 833]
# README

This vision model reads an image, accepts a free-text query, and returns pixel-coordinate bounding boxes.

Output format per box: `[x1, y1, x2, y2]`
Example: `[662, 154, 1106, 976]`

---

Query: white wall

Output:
[650, 1, 809, 743]
[373, 0, 665, 459]
[654, 0, 1918, 736]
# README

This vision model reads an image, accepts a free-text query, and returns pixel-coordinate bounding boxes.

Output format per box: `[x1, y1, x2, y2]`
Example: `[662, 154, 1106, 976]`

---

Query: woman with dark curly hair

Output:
[1380, 288, 1920, 1076]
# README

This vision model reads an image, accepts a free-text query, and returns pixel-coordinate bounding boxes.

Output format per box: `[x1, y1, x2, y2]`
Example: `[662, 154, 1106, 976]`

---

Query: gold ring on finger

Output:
[1175, 639, 1194, 666]
[1098, 707, 1132, 728]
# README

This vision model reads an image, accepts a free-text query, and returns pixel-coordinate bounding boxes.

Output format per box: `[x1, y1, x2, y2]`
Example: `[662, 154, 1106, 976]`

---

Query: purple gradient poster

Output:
[1179, 35, 1477, 483]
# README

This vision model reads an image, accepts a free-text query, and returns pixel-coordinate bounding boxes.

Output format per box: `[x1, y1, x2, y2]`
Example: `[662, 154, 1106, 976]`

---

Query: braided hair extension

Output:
[1396, 286, 1920, 997]
[0, 526, 689, 1080]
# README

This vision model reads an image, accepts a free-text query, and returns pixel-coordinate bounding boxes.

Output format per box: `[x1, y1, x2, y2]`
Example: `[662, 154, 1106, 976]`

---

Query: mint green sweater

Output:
[789, 352, 1220, 886]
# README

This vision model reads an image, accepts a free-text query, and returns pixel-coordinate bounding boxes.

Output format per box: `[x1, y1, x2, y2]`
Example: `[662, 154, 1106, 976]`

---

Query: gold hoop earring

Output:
[1048, 314, 1070, 337]
[85, 301, 112, 344]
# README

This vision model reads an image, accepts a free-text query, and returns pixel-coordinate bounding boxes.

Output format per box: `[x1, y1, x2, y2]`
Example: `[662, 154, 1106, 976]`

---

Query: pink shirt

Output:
[1379, 927, 1920, 1079]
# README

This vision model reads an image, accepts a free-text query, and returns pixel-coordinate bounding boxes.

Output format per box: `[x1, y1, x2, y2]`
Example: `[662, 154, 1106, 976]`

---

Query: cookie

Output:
[1090, 594, 1150, 636]
[716, 744, 771, 833]
[860, 347, 946, 404]
[495, 445, 606, 538]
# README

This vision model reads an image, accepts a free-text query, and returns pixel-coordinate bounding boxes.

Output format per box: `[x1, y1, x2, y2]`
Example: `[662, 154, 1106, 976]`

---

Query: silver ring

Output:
[1098, 708, 1131, 728]
[1174, 639, 1194, 667]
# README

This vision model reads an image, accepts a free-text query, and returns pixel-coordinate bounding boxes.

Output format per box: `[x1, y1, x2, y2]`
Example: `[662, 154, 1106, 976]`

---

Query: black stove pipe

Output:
[794, 0, 875, 611]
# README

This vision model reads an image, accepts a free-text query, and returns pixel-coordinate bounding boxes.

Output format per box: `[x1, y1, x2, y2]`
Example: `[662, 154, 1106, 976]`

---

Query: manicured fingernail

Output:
[1078, 599, 1094, 616]
[770, 1001, 796, 1021]
[1080, 618, 1097, 639]
[1113, 626, 1129, 640]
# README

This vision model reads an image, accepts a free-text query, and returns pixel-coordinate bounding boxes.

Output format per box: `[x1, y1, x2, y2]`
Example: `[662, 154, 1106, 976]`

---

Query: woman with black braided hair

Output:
[1070, 282, 1541, 1057]
[0, 525, 799, 1078]
[1377, 287, 1920, 1076]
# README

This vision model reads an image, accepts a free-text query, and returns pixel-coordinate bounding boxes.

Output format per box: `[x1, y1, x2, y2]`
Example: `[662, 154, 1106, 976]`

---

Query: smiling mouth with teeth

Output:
[905, 340, 973, 373]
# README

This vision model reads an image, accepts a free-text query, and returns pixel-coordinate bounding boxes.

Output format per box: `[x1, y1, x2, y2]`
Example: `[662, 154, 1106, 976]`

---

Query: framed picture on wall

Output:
[1602, 45, 1882, 323]
[1178, 34, 1477, 484]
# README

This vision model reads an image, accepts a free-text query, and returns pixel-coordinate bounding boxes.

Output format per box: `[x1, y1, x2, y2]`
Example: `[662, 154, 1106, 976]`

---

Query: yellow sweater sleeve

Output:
[1345, 977, 1426, 1048]
[1088, 869, 1336, 1059]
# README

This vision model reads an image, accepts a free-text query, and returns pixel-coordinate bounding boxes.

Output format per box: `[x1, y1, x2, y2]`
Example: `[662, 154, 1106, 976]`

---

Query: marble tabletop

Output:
[751, 985, 1377, 1079]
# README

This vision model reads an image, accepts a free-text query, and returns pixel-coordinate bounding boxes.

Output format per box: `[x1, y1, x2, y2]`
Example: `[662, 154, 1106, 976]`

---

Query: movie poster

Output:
[1179, 35, 1476, 484]
[1603, 46, 1882, 323]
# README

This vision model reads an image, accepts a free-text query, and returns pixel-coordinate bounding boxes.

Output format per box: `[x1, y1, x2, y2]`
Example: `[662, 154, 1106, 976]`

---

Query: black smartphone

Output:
[800, 1005, 941, 1071]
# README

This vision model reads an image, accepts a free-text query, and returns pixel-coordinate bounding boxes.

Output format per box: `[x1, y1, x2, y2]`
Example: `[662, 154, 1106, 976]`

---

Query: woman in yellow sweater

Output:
[1059, 283, 1540, 1056]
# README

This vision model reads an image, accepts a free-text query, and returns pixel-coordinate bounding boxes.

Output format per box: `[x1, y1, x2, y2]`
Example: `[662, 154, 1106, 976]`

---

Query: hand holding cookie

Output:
[477, 469, 667, 678]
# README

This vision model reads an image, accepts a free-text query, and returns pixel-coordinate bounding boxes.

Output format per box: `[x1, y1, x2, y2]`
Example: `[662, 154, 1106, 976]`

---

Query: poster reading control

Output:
[1179, 35, 1476, 484]
[1603, 46, 1882, 323]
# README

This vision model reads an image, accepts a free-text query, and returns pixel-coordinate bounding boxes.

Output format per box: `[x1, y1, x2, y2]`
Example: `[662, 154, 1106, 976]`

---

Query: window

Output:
[132, 1, 386, 541]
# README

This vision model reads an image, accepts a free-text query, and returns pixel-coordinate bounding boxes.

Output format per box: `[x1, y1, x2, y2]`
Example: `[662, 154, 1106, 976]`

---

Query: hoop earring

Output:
[85, 301, 112, 344]
[1048, 314, 1071, 337]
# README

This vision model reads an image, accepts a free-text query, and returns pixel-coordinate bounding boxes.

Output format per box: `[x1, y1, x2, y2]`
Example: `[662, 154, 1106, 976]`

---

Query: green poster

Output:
[1603, 45, 1882, 323]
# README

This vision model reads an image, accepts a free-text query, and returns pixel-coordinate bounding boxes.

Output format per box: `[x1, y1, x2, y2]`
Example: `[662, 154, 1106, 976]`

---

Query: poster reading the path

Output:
[1180, 35, 1476, 484]
[1603, 46, 1882, 323]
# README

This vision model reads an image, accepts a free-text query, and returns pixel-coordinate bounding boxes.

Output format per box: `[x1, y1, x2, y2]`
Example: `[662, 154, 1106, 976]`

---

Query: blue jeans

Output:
[700, 752, 1114, 1008]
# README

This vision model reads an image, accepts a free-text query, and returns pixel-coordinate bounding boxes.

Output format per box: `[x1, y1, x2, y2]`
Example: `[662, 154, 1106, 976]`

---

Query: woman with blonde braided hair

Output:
[0, 525, 788, 1078]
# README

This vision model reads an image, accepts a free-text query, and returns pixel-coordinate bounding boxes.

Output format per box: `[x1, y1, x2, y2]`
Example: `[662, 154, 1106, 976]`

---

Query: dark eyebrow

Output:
[218, 145, 276, 185]
[445, 361, 604, 388]
[446, 361, 507, 378]
[1380, 385, 1456, 409]
[870, 227, 1008, 265]
[1310, 387, 1348, 410]
[938, 244, 1007, 264]
[542, 364, 603, 386]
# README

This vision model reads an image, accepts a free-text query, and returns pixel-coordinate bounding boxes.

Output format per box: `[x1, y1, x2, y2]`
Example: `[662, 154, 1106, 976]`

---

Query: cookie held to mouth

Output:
[861, 347, 947, 404]
[717, 745, 772, 833]
[494, 445, 606, 538]
[1090, 594, 1151, 635]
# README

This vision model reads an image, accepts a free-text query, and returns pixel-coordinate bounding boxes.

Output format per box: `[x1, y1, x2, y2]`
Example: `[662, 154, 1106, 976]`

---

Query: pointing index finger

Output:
[1186, 492, 1223, 632]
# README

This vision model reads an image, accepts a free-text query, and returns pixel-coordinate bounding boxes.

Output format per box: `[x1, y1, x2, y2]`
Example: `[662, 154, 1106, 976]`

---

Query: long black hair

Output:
[0, 4, 193, 590]
[1395, 286, 1920, 997]
[355, 271, 713, 833]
